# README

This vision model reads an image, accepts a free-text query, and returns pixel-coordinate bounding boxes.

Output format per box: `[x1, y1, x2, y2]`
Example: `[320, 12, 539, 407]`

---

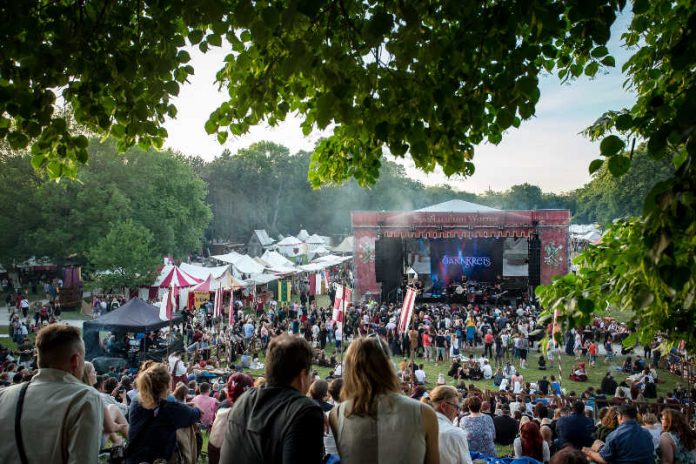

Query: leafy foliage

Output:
[539, 0, 696, 351]
[0, 139, 212, 265]
[88, 220, 161, 291]
[2, 0, 623, 184]
[573, 147, 674, 224]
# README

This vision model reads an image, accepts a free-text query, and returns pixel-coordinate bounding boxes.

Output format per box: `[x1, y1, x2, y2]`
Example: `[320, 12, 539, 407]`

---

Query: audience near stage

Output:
[0, 287, 695, 464]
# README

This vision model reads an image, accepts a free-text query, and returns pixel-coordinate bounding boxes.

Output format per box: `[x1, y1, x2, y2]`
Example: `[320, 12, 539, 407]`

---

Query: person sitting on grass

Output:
[538, 355, 547, 370]
[569, 363, 588, 382]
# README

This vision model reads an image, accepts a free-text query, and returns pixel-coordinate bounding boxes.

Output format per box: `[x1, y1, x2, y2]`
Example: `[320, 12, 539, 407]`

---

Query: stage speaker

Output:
[528, 235, 541, 287]
[374, 237, 403, 283]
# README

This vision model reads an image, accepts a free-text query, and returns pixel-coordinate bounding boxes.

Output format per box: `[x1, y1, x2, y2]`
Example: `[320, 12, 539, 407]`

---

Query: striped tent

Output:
[154, 265, 202, 288]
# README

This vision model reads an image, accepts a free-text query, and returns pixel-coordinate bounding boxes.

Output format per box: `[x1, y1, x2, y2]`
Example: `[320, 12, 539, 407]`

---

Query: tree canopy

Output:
[1, 1, 694, 349]
[0, 139, 212, 267]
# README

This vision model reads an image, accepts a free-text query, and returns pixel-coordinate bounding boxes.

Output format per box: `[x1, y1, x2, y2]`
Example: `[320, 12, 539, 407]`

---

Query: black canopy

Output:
[83, 297, 182, 360]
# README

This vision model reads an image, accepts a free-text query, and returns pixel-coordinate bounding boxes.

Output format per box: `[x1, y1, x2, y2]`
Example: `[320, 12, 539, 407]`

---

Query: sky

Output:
[163, 13, 635, 194]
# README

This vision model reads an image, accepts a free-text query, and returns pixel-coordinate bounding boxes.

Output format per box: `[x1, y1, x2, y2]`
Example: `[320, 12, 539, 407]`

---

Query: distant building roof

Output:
[416, 199, 499, 213]
[253, 229, 275, 246]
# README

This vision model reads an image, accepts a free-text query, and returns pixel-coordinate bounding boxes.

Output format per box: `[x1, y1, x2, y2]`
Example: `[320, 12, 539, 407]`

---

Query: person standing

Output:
[219, 334, 324, 463]
[430, 385, 473, 464]
[0, 324, 103, 463]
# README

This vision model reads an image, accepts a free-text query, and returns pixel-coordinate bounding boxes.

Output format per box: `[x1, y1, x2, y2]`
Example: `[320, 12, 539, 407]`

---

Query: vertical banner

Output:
[277, 280, 292, 302]
[213, 289, 222, 318]
[398, 288, 416, 335]
[159, 287, 175, 321]
[332, 284, 344, 324]
[228, 289, 235, 326]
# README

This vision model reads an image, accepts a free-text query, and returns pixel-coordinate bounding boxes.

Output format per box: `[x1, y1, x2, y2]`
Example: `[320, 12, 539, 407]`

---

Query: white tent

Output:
[179, 262, 229, 281]
[260, 250, 296, 268]
[244, 273, 280, 286]
[211, 252, 266, 275]
[275, 235, 305, 257]
[297, 229, 310, 241]
[416, 199, 499, 213]
[333, 236, 354, 254]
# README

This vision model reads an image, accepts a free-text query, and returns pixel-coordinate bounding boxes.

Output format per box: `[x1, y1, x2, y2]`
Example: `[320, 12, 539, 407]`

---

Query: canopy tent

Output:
[244, 273, 280, 286]
[415, 199, 500, 213]
[333, 236, 354, 254]
[216, 269, 246, 290]
[275, 235, 306, 258]
[257, 250, 298, 274]
[313, 254, 353, 265]
[297, 229, 310, 241]
[83, 297, 182, 360]
[305, 233, 328, 245]
[190, 274, 214, 292]
[211, 251, 266, 275]
[179, 262, 229, 281]
[312, 245, 331, 256]
[153, 265, 201, 288]
[299, 262, 328, 272]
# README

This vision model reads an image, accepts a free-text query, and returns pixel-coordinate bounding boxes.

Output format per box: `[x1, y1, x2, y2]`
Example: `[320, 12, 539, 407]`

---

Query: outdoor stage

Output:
[351, 201, 570, 304]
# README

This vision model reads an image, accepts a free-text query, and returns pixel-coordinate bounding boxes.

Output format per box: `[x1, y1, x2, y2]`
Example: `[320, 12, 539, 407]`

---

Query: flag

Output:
[332, 284, 344, 324]
[277, 280, 291, 302]
[213, 288, 222, 318]
[159, 288, 175, 321]
[228, 289, 235, 326]
[398, 288, 416, 335]
[323, 271, 330, 290]
[309, 273, 322, 296]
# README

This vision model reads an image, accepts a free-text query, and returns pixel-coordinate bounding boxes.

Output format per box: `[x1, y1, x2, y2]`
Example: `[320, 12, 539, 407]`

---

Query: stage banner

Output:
[429, 238, 504, 285]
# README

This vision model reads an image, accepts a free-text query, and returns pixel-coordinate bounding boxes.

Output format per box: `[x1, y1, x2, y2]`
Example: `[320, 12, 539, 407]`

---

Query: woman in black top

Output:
[126, 361, 201, 464]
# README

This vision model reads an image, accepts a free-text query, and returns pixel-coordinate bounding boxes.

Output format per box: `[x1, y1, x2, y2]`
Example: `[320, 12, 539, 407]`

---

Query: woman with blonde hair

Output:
[658, 409, 696, 464]
[329, 336, 440, 464]
[125, 361, 201, 464]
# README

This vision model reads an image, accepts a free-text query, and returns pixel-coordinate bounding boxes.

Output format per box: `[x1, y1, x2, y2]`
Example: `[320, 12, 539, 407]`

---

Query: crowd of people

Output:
[0, 289, 695, 463]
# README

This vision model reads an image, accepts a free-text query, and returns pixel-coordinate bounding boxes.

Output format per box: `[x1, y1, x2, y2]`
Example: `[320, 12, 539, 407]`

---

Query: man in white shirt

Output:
[0, 324, 103, 463]
[482, 360, 493, 380]
[168, 351, 188, 389]
[430, 386, 473, 464]
[414, 364, 427, 384]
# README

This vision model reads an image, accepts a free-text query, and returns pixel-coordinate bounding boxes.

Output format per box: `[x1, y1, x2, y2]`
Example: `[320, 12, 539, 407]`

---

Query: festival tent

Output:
[275, 235, 305, 258]
[297, 229, 310, 241]
[311, 245, 331, 256]
[153, 265, 202, 288]
[211, 251, 266, 275]
[258, 250, 298, 275]
[333, 236, 354, 254]
[244, 273, 280, 286]
[179, 262, 229, 281]
[216, 269, 246, 290]
[415, 199, 500, 213]
[83, 297, 182, 360]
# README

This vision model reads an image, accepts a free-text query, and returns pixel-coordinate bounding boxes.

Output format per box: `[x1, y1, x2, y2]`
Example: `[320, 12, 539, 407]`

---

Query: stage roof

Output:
[416, 199, 499, 213]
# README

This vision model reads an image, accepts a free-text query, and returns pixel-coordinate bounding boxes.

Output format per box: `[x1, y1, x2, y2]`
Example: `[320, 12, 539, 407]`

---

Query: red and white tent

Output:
[190, 274, 213, 292]
[154, 265, 202, 288]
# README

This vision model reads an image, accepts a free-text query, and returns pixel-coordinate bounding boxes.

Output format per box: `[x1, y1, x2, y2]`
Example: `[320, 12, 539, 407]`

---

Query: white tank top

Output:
[336, 392, 425, 464]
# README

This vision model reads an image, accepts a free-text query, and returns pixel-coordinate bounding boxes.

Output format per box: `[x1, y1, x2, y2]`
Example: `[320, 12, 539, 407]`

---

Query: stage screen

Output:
[429, 238, 504, 286]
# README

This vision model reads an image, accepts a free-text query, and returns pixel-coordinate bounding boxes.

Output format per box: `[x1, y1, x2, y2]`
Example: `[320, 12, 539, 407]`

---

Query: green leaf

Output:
[600, 135, 625, 156]
[588, 158, 604, 174]
[614, 114, 633, 131]
[600, 56, 616, 67]
[608, 155, 631, 177]
[590, 46, 609, 58]
[217, 131, 228, 144]
[207, 34, 222, 47]
[584, 62, 599, 77]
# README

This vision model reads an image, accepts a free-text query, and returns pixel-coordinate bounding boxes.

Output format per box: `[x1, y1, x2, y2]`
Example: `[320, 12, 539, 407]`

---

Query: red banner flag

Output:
[398, 288, 416, 335]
